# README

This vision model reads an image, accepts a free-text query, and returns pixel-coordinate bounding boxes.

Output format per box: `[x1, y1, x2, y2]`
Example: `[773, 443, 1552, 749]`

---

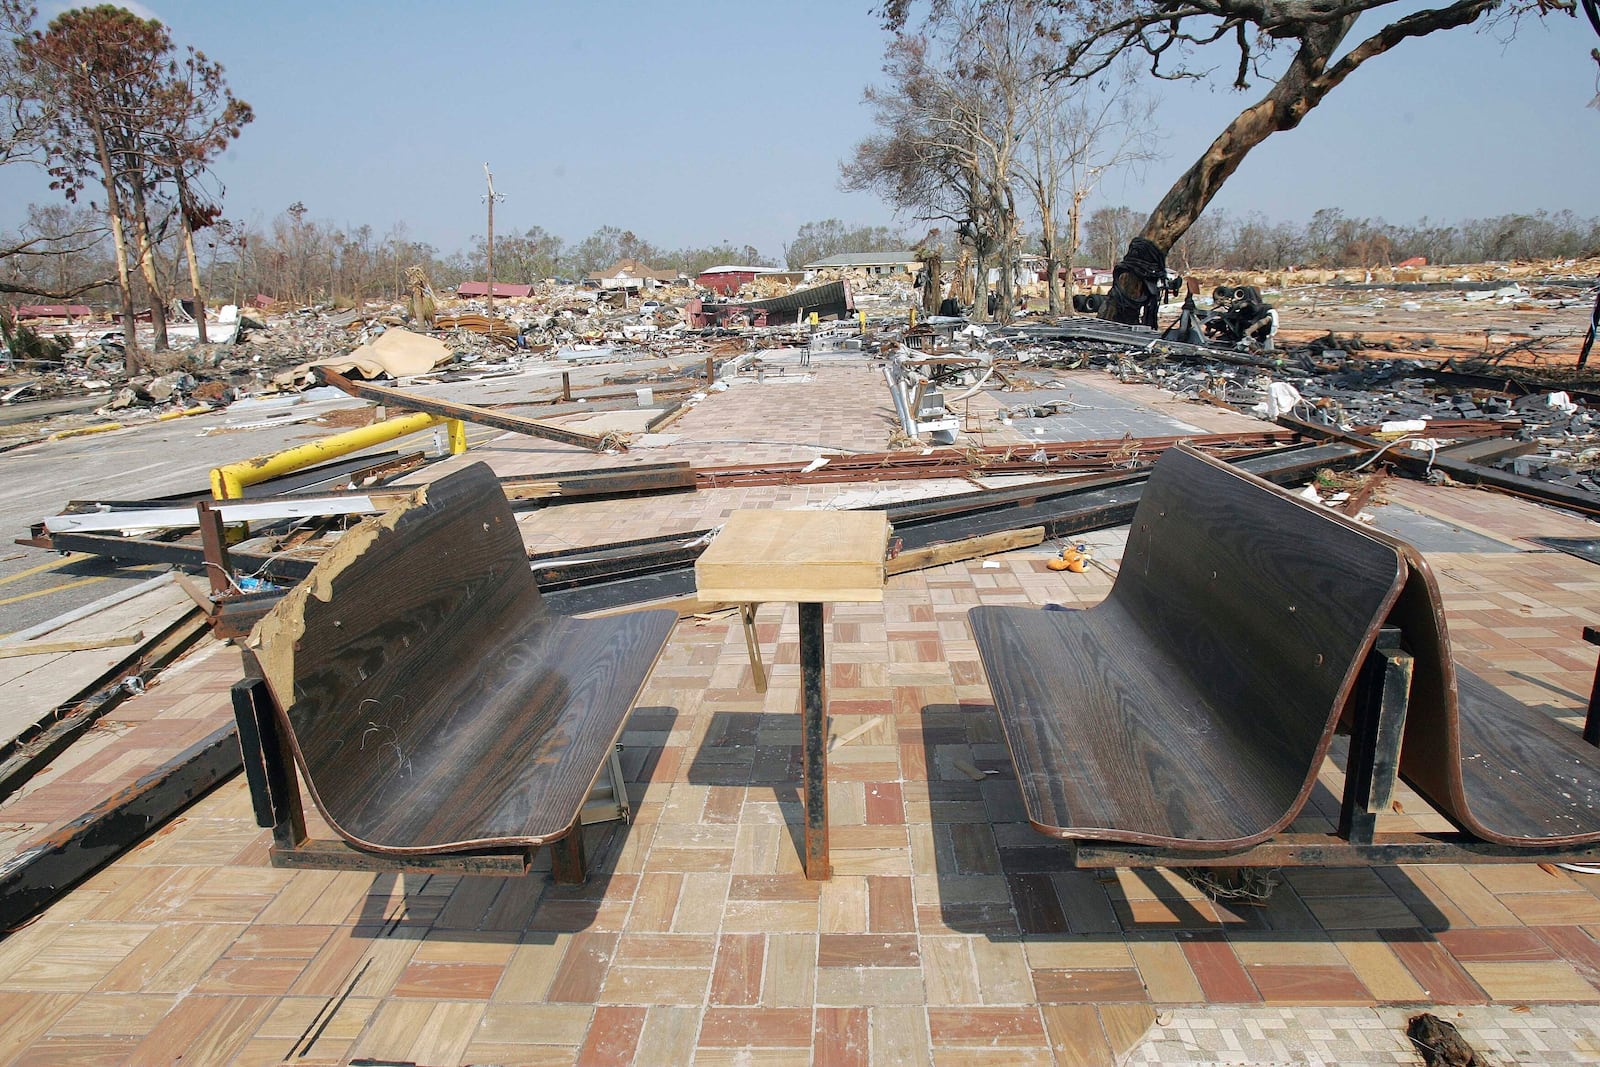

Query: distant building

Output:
[694, 265, 795, 296]
[587, 259, 679, 291]
[801, 251, 920, 278]
[13, 304, 92, 320]
[455, 281, 535, 299]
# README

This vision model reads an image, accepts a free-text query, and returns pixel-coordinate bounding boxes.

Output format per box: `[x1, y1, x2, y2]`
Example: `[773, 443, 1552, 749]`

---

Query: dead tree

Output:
[885, 1, 1585, 255]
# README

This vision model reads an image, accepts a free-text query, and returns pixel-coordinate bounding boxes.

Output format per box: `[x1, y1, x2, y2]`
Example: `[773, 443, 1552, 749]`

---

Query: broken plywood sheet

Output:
[559, 409, 661, 435]
[276, 327, 453, 387]
[0, 579, 195, 750]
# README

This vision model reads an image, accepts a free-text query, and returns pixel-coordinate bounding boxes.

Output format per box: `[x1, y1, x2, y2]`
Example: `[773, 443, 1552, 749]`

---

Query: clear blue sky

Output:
[4, 1, 1597, 262]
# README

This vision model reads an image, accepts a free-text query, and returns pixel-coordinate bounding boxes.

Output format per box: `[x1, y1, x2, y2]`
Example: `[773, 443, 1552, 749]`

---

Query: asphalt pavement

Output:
[0, 360, 615, 636]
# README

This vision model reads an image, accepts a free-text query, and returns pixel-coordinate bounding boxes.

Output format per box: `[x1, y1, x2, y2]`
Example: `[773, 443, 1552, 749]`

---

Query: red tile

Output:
[1537, 926, 1600, 989]
[391, 962, 503, 999]
[865, 782, 904, 825]
[577, 1005, 647, 1067]
[814, 1006, 868, 1067]
[710, 933, 765, 1006]
[1180, 934, 1261, 1003]
[699, 1008, 814, 1048]
[1032, 968, 1149, 1003]
[730, 875, 822, 901]
[868, 876, 915, 934]
[1246, 965, 1373, 1005]
[831, 699, 892, 717]
[1008, 872, 1068, 935]
[1381, 931, 1489, 1004]
[548, 932, 618, 1003]
[1436, 927, 1560, 962]
[951, 660, 985, 685]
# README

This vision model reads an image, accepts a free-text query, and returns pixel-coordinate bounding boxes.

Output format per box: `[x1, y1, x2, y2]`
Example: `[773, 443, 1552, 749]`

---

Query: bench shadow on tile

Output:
[918, 702, 1452, 944]
[684, 709, 806, 861]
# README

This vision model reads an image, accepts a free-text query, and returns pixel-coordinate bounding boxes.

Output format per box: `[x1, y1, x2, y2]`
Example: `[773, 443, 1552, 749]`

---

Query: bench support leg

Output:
[230, 676, 306, 851]
[1583, 626, 1599, 748]
[799, 601, 831, 880]
[740, 603, 767, 694]
[1340, 628, 1413, 846]
[550, 820, 587, 886]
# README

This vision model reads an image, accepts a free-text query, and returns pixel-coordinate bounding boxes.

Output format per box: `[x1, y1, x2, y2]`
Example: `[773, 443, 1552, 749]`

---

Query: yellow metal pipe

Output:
[156, 404, 213, 422]
[447, 418, 467, 455]
[49, 422, 122, 441]
[210, 411, 444, 499]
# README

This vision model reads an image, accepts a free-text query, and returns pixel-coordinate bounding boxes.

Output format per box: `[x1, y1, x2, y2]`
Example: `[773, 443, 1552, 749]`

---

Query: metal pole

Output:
[483, 163, 503, 322]
[799, 601, 830, 879]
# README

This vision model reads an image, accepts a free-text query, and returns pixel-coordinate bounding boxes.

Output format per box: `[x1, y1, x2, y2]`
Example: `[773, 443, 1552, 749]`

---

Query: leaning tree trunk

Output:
[175, 169, 207, 345]
[89, 123, 140, 372]
[121, 172, 169, 351]
[1140, 19, 1356, 253]
[1138, 0, 1498, 253]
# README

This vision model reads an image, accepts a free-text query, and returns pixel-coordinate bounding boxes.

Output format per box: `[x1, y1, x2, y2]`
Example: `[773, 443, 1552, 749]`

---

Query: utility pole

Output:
[483, 163, 505, 320]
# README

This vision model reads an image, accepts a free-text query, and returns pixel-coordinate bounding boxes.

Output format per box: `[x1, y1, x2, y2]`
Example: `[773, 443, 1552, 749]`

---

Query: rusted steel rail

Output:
[694, 430, 1302, 487]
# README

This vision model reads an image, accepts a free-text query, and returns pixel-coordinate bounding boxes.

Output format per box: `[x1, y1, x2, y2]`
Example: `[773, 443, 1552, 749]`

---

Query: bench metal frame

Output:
[232, 673, 592, 881]
[1070, 633, 1600, 869]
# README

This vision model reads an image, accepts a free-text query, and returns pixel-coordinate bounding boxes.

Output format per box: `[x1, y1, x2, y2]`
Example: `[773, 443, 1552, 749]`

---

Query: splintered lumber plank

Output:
[316, 366, 621, 452]
[499, 463, 695, 502]
[0, 632, 143, 659]
[0, 584, 196, 751]
[829, 716, 885, 751]
[886, 527, 1043, 575]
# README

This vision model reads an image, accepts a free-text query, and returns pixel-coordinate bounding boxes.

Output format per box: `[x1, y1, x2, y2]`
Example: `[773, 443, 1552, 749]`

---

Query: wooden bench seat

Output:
[969, 443, 1408, 851]
[1381, 547, 1600, 848]
[971, 442, 1600, 866]
[237, 462, 677, 878]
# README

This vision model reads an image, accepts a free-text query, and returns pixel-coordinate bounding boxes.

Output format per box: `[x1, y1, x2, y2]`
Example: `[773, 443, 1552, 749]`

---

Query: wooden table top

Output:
[695, 510, 889, 604]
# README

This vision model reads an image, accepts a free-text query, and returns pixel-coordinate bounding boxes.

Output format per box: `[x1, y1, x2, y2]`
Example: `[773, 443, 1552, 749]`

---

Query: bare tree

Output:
[0, 0, 52, 168]
[23, 7, 177, 366]
[1016, 55, 1159, 315]
[154, 44, 251, 344]
[886, 1, 1586, 255]
[0, 204, 112, 298]
[846, 2, 1042, 322]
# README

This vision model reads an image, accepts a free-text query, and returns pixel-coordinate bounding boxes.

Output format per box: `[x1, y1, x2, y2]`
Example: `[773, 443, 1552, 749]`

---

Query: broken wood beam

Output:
[317, 366, 621, 452]
[0, 721, 240, 930]
[1436, 436, 1538, 466]
[0, 632, 143, 659]
[500, 463, 695, 502]
[886, 527, 1044, 574]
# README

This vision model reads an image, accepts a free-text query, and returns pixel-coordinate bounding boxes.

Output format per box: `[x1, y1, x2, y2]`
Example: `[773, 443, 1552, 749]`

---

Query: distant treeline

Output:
[6, 203, 1596, 313]
[1086, 206, 1600, 275]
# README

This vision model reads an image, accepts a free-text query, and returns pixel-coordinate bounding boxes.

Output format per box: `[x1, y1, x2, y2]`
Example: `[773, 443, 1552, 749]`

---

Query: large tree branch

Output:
[0, 276, 114, 299]
[1319, 0, 1499, 85]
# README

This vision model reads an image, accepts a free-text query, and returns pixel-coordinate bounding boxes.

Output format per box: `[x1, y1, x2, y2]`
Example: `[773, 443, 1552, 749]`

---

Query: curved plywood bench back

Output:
[1113, 446, 1408, 775]
[970, 443, 1408, 849]
[245, 461, 680, 855]
[1373, 539, 1600, 847]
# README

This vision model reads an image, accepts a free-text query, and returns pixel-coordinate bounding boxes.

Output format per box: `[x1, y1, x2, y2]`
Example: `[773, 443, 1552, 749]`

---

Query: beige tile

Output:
[1128, 938, 1203, 1004]
[1335, 936, 1427, 1001]
[1460, 961, 1599, 1002]
[921, 936, 981, 1005]
[1021, 938, 1133, 971]
[871, 1004, 932, 1067]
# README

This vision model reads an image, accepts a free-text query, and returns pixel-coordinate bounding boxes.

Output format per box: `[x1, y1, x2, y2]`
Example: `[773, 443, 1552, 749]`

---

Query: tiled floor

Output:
[1, 362, 1598, 1065]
